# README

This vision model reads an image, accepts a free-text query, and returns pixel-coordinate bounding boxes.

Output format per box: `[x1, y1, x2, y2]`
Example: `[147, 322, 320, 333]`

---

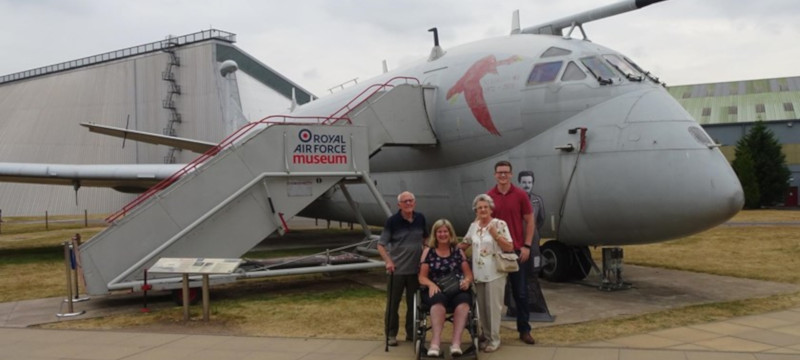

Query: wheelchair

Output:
[412, 285, 480, 359]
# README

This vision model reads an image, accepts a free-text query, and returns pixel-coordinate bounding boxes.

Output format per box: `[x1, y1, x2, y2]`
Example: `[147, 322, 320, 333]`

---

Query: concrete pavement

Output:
[4, 309, 800, 360]
[3, 292, 800, 359]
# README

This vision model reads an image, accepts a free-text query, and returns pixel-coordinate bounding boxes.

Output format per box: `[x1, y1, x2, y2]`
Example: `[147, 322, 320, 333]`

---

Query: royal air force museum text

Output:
[292, 129, 348, 165]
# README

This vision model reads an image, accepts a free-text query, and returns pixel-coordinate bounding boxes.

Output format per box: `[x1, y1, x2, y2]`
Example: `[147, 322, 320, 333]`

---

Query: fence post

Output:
[45, 211, 49, 231]
[84, 209, 88, 227]
[0, 209, 3, 234]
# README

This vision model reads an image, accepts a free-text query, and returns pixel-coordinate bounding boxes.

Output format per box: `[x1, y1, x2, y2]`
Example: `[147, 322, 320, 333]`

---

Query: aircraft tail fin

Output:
[511, 10, 521, 34]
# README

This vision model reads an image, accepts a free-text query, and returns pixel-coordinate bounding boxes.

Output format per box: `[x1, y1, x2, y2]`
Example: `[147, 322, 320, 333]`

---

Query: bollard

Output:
[84, 209, 88, 227]
[67, 242, 89, 303]
[141, 269, 151, 313]
[0, 209, 3, 235]
[57, 242, 85, 317]
[45, 211, 49, 231]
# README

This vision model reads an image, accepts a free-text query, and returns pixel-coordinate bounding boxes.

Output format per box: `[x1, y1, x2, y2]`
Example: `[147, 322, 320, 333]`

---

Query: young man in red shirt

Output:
[487, 160, 536, 344]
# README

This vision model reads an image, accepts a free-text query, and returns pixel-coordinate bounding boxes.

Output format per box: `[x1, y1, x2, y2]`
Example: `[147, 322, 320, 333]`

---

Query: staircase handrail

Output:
[322, 76, 420, 125]
[106, 115, 350, 222]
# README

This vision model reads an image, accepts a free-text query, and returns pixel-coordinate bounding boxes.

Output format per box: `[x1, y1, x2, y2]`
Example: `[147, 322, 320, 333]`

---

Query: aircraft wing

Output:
[80, 122, 217, 154]
[0, 162, 185, 193]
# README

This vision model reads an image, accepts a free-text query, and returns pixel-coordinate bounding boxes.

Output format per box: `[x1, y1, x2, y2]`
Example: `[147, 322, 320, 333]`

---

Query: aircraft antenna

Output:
[428, 27, 439, 47]
[427, 27, 446, 61]
[122, 115, 130, 149]
[72, 180, 81, 206]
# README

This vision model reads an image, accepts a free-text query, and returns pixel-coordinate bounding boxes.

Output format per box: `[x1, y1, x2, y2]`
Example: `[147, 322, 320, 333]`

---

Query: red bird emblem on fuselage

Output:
[446, 54, 521, 136]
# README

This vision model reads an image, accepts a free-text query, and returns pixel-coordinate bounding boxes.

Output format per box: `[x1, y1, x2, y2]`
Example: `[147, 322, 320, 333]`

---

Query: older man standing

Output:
[487, 161, 536, 345]
[377, 191, 429, 346]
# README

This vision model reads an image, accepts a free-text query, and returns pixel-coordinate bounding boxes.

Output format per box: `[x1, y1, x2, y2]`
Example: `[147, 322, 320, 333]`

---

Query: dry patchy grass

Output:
[622, 226, 800, 283]
[9, 210, 800, 345]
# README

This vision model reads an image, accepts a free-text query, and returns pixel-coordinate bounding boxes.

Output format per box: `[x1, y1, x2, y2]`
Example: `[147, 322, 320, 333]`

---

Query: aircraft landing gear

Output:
[540, 241, 596, 282]
[599, 247, 632, 291]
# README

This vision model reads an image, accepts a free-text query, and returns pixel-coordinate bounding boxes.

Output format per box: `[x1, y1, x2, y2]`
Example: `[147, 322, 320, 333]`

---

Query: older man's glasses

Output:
[399, 199, 415, 204]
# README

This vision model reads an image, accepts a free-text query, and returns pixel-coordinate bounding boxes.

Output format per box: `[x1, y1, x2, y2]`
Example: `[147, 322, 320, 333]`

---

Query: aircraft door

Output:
[421, 73, 441, 128]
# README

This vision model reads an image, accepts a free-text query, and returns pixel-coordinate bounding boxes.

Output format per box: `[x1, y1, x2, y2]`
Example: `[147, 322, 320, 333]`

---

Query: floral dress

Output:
[424, 246, 464, 284]
[462, 218, 512, 283]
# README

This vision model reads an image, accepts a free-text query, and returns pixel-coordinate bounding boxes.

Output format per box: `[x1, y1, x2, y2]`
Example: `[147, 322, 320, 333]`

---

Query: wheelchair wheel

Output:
[413, 291, 421, 355]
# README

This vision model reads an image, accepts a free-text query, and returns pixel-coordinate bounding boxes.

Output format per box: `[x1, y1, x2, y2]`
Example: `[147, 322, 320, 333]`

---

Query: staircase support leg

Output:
[339, 183, 372, 239]
[362, 172, 392, 218]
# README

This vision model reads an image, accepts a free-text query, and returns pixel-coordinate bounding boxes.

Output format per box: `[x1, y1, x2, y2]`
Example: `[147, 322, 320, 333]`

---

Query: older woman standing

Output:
[418, 219, 474, 357]
[460, 194, 514, 352]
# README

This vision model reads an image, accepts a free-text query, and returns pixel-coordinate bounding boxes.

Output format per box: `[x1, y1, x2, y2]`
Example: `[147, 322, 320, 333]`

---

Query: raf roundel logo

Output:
[298, 129, 312, 142]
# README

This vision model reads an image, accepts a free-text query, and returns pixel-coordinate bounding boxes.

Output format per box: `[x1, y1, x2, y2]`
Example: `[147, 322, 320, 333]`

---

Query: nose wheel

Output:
[540, 241, 593, 282]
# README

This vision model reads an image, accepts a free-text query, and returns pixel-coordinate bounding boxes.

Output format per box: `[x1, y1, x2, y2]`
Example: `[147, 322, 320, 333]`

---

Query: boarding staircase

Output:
[79, 80, 438, 295]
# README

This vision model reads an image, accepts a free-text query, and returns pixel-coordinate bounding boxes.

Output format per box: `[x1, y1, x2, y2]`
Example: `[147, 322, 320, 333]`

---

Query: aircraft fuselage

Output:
[292, 33, 744, 247]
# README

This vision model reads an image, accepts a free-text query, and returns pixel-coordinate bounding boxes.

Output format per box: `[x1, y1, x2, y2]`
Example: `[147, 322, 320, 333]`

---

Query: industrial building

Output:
[0, 29, 314, 216]
[668, 78, 800, 207]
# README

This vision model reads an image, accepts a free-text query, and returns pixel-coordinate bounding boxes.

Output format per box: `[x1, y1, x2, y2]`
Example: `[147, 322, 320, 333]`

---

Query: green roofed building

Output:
[668, 77, 799, 206]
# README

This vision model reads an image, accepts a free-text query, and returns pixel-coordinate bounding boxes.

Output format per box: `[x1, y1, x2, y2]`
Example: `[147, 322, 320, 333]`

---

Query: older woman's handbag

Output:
[494, 252, 519, 272]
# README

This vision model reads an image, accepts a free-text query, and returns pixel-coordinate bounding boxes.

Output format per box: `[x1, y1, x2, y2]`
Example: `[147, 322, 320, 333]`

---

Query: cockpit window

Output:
[541, 47, 572, 58]
[527, 61, 563, 85]
[580, 56, 616, 85]
[561, 61, 586, 81]
[623, 56, 662, 84]
[603, 54, 642, 81]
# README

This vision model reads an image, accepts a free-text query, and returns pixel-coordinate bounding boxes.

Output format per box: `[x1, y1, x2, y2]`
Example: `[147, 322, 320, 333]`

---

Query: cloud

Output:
[1, 0, 799, 95]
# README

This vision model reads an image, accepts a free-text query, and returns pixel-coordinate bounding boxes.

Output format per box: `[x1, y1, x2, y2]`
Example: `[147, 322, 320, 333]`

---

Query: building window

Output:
[702, 107, 711, 117]
[785, 102, 795, 112]
[728, 106, 738, 115]
[756, 104, 765, 113]
[682, 92, 691, 99]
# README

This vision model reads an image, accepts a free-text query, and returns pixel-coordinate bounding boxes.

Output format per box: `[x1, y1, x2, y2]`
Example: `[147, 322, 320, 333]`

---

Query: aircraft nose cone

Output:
[558, 89, 745, 245]
[694, 154, 744, 227]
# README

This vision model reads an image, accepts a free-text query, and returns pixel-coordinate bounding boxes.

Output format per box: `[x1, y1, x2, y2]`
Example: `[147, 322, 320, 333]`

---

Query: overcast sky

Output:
[1, 0, 798, 96]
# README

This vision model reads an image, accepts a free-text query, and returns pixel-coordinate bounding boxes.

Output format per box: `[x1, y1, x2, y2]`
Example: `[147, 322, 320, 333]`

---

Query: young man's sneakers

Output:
[387, 337, 398, 346]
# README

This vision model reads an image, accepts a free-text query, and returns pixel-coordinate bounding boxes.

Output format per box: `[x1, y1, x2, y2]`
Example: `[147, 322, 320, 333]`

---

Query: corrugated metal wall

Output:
[668, 77, 800, 125]
[0, 41, 242, 216]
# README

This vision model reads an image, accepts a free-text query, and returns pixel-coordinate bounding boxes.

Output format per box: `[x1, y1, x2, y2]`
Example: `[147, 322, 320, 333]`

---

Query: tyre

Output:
[413, 293, 421, 354]
[540, 241, 573, 282]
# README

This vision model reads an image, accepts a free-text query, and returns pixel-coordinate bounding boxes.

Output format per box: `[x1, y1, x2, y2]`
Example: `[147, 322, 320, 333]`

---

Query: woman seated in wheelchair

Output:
[418, 219, 474, 357]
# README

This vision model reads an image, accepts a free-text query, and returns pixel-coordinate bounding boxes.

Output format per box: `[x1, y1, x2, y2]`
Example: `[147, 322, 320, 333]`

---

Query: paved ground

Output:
[3, 310, 800, 360]
[3, 264, 800, 359]
[4, 217, 800, 359]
